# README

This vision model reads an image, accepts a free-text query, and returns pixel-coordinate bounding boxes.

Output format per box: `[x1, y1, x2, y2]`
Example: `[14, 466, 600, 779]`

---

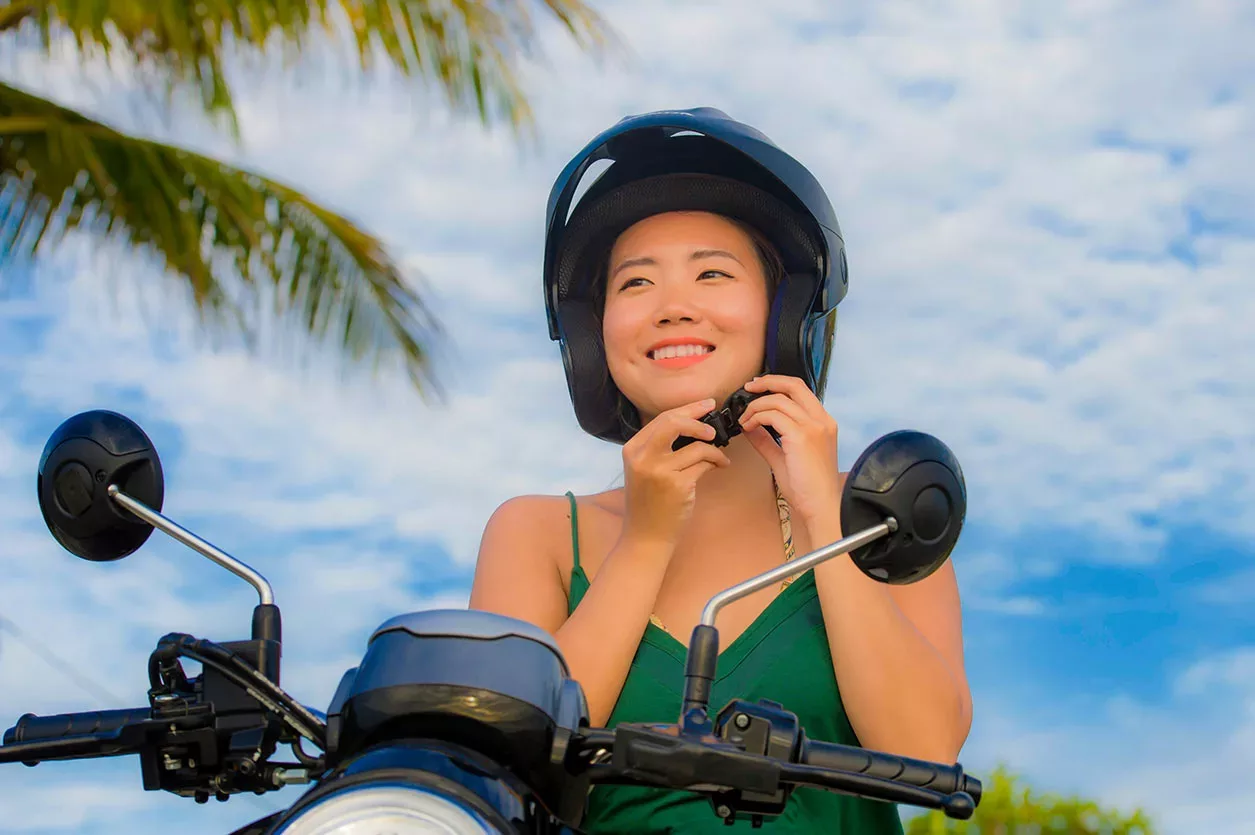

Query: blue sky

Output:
[2, 1, 1254, 832]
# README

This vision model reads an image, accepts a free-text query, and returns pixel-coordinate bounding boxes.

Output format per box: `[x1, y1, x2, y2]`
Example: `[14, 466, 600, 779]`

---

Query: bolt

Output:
[734, 713, 751, 730]
[717, 805, 732, 818]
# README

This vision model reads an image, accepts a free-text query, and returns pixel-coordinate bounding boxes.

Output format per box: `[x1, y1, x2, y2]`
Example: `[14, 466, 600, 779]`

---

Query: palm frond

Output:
[0, 80, 442, 393]
[3, 0, 617, 134]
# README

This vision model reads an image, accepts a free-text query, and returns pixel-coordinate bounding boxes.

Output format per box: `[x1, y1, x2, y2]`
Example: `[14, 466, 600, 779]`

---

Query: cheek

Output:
[713, 291, 771, 347]
[600, 304, 638, 371]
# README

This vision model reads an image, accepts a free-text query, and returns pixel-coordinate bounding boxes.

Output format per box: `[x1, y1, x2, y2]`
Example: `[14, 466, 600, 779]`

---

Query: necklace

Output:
[648, 478, 798, 633]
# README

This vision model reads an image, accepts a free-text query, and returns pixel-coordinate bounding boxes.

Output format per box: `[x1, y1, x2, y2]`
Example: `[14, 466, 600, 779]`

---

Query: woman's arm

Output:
[806, 512, 973, 764]
[468, 495, 674, 726]
[735, 375, 973, 764]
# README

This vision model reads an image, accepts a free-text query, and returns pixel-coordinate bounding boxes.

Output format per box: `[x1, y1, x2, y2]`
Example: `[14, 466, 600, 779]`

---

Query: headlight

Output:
[270, 783, 498, 835]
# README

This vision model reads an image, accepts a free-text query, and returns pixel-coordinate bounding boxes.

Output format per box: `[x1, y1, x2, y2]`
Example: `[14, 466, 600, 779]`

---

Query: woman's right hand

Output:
[621, 398, 733, 548]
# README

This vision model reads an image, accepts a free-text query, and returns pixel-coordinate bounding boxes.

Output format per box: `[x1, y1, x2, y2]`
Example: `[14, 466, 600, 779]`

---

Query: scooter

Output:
[1, 409, 981, 833]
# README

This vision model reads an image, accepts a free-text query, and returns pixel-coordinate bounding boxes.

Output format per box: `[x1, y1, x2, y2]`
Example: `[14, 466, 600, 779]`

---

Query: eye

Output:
[616, 277, 652, 291]
[698, 269, 733, 280]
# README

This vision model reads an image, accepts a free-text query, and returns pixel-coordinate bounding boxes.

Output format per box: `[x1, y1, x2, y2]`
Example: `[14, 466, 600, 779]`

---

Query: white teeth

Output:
[651, 344, 713, 360]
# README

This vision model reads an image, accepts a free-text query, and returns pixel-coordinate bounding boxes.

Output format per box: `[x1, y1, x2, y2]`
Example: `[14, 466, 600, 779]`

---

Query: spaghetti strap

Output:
[564, 491, 581, 572]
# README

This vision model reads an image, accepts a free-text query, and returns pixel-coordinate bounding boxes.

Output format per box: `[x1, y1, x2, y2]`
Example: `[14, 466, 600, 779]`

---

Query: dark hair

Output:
[587, 213, 788, 437]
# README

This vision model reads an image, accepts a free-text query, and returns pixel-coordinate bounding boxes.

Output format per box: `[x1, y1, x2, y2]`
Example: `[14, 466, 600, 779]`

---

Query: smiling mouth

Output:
[648, 345, 714, 360]
[648, 344, 715, 368]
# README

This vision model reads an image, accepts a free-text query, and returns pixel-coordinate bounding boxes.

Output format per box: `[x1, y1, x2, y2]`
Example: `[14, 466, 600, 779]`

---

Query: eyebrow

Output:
[610, 249, 745, 280]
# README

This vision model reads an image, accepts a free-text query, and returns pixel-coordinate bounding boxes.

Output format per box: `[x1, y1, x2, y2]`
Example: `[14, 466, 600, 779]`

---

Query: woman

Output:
[470, 108, 972, 833]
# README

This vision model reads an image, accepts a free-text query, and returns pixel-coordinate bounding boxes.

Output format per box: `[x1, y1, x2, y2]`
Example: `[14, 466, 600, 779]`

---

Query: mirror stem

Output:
[701, 519, 897, 627]
[107, 485, 276, 606]
[679, 519, 898, 722]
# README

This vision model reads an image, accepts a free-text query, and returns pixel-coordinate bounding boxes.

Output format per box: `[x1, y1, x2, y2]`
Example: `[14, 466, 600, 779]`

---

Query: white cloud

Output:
[15, 3, 1250, 556]
[956, 645, 1255, 835]
[0, 776, 155, 832]
[1175, 647, 1255, 697]
[1193, 567, 1255, 606]
[2, 0, 1254, 831]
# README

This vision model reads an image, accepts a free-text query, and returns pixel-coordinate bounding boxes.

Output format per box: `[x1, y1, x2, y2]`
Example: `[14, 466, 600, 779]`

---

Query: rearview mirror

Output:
[840, 430, 966, 584]
[37, 410, 164, 562]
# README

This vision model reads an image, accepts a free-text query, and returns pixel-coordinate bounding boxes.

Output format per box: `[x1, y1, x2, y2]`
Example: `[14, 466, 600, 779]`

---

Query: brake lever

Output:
[577, 724, 976, 823]
[672, 388, 767, 451]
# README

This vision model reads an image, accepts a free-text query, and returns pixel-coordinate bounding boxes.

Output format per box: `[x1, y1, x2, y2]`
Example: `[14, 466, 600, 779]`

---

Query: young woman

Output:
[470, 108, 972, 833]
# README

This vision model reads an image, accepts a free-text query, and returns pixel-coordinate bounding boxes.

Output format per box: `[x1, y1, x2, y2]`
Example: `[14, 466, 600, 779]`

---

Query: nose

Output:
[653, 287, 702, 327]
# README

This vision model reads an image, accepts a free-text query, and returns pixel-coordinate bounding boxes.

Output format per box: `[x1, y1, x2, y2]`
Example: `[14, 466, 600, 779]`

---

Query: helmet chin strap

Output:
[764, 272, 827, 392]
[763, 279, 788, 376]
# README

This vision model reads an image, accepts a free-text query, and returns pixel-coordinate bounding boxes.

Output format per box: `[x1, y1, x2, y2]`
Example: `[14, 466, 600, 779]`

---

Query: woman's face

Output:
[602, 211, 771, 423]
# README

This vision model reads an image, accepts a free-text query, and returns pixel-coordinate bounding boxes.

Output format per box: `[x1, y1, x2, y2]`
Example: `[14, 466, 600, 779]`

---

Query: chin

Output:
[636, 378, 748, 418]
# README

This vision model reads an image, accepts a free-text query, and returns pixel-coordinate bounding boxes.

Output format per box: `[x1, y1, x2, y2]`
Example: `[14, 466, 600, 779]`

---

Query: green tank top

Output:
[564, 493, 906, 834]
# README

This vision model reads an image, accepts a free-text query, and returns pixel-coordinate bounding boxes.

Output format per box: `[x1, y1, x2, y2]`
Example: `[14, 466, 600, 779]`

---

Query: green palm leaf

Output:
[0, 0, 616, 392]
[1, 79, 441, 390]
[2, 0, 616, 136]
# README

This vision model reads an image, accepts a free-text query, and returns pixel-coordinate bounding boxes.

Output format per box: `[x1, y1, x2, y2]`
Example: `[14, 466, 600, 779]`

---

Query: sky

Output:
[1, 0, 1253, 832]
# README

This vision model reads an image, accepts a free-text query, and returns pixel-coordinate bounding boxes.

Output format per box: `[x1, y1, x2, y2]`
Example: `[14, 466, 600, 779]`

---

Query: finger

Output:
[671, 438, 732, 470]
[741, 408, 803, 439]
[739, 392, 811, 429]
[666, 397, 720, 419]
[632, 399, 717, 447]
[640, 398, 718, 431]
[744, 426, 786, 471]
[745, 375, 831, 421]
[652, 417, 719, 454]
[680, 458, 725, 482]
[745, 374, 811, 397]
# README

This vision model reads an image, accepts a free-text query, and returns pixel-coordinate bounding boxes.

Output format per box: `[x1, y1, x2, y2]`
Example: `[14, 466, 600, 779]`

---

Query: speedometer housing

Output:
[322, 610, 591, 825]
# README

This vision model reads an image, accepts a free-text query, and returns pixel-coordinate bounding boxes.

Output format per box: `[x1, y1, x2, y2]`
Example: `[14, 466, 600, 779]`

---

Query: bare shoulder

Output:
[483, 493, 572, 539]
[476, 493, 572, 576]
[468, 493, 581, 634]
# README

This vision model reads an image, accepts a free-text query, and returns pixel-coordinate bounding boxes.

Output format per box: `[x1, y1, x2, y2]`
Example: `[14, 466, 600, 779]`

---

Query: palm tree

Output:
[905, 765, 1158, 834]
[0, 1, 613, 392]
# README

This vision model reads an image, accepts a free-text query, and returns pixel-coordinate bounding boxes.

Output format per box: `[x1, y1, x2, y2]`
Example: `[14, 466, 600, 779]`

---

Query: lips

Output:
[647, 338, 715, 357]
[647, 341, 715, 369]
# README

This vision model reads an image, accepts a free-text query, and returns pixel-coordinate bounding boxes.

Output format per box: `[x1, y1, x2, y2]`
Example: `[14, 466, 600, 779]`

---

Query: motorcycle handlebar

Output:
[3, 708, 152, 745]
[1, 709, 982, 821]
[800, 738, 981, 803]
[579, 723, 979, 820]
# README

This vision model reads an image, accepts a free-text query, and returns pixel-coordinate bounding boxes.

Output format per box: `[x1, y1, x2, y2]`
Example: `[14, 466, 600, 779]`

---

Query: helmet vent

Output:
[566, 159, 616, 224]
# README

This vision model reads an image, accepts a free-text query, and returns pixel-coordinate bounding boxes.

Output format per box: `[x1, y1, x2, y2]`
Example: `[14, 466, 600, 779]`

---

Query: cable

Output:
[0, 613, 283, 814]
[154, 634, 327, 747]
[0, 613, 128, 707]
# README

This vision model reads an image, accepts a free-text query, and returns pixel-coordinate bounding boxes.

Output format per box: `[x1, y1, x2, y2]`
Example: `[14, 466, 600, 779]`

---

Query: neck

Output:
[689, 434, 778, 519]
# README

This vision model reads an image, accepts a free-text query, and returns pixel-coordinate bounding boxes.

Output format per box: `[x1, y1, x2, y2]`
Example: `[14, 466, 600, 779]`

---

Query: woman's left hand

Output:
[739, 374, 843, 530]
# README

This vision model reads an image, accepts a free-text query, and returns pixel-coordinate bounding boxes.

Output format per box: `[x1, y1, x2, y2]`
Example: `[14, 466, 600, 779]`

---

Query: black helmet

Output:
[543, 107, 847, 444]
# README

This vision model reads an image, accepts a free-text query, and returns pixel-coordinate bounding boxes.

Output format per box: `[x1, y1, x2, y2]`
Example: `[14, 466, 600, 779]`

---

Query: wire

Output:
[0, 613, 284, 814]
[0, 612, 128, 707]
[156, 635, 327, 748]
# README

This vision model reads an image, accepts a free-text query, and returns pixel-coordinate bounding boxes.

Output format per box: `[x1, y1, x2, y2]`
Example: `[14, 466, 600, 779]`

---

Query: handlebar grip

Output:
[3, 708, 152, 745]
[801, 740, 981, 802]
